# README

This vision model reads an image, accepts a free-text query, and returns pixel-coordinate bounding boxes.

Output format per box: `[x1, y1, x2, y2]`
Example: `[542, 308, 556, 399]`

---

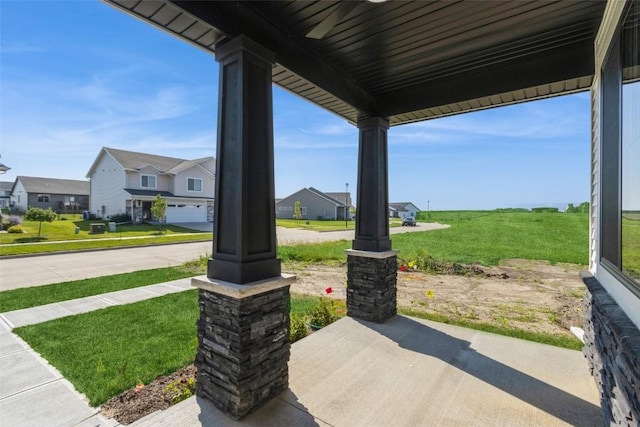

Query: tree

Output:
[24, 207, 57, 237]
[150, 194, 168, 233]
[293, 200, 302, 225]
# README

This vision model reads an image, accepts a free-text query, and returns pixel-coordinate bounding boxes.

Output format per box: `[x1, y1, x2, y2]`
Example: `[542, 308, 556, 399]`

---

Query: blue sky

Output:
[1, 1, 591, 211]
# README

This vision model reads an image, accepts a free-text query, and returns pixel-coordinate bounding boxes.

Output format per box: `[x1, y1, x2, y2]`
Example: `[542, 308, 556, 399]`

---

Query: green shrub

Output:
[531, 207, 559, 213]
[163, 377, 195, 404]
[290, 314, 309, 342]
[8, 225, 26, 233]
[308, 298, 339, 328]
[15, 236, 48, 243]
[108, 213, 131, 223]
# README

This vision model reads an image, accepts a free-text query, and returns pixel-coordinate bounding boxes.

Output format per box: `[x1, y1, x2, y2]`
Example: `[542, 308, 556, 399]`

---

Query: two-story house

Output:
[86, 147, 215, 223]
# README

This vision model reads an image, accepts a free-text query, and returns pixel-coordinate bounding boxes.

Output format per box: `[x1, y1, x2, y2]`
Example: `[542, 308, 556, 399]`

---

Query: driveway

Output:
[0, 222, 446, 291]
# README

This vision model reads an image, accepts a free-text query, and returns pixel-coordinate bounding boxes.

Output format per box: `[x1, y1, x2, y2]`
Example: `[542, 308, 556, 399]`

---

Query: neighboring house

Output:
[0, 181, 12, 208]
[389, 202, 421, 219]
[276, 187, 351, 220]
[10, 176, 89, 213]
[86, 147, 215, 223]
[325, 192, 353, 215]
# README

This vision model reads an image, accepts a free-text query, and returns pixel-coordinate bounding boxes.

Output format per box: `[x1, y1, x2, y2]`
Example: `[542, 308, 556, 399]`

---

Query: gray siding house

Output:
[276, 187, 351, 220]
[10, 176, 89, 213]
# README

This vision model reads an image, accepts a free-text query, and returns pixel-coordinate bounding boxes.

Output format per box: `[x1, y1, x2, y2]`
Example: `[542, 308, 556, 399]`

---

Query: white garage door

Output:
[166, 204, 207, 223]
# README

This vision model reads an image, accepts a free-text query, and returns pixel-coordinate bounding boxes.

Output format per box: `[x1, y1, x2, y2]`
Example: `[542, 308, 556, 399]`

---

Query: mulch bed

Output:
[100, 364, 197, 425]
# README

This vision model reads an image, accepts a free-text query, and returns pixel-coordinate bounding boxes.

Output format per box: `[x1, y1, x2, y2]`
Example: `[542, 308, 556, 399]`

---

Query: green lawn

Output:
[0, 215, 204, 245]
[276, 218, 355, 231]
[0, 266, 202, 313]
[15, 291, 200, 406]
[13, 292, 330, 406]
[0, 233, 212, 257]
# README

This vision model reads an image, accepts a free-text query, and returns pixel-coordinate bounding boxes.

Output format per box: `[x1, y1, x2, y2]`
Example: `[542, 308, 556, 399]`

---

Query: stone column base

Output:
[582, 273, 640, 425]
[192, 274, 295, 420]
[346, 249, 398, 323]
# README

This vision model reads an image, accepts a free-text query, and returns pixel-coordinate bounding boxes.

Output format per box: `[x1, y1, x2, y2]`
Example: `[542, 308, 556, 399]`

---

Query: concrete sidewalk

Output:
[0, 279, 193, 427]
[0, 316, 117, 427]
[0, 279, 192, 329]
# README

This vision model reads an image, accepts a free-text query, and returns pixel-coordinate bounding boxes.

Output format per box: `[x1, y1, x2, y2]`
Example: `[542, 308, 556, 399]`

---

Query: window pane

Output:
[621, 3, 640, 284]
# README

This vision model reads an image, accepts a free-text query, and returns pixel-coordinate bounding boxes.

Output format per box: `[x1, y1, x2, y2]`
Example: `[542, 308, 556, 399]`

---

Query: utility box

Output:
[108, 222, 116, 232]
[90, 223, 105, 234]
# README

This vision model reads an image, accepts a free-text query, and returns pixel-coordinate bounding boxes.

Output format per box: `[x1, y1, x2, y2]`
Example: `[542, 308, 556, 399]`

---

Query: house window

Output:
[301, 206, 307, 215]
[621, 4, 639, 285]
[37, 194, 50, 203]
[187, 178, 202, 192]
[141, 175, 156, 189]
[601, 2, 639, 290]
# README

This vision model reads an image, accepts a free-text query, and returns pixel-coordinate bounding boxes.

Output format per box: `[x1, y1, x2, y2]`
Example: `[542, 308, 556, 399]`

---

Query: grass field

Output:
[276, 218, 403, 231]
[277, 211, 590, 266]
[399, 210, 590, 265]
[622, 215, 640, 280]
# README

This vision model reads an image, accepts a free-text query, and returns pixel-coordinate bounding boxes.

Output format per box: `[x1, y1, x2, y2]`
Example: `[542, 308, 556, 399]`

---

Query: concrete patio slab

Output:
[130, 315, 602, 427]
[132, 395, 329, 427]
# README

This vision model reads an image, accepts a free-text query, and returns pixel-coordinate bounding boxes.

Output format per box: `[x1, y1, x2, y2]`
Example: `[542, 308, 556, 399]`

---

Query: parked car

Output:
[402, 217, 416, 226]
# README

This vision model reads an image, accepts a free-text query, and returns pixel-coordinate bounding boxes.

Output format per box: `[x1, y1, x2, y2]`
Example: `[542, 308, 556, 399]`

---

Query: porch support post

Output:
[353, 117, 391, 252]
[207, 35, 280, 284]
[193, 35, 293, 420]
[346, 117, 397, 323]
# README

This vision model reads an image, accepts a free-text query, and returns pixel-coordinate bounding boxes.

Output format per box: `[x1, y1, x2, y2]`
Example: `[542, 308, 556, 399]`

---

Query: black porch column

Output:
[192, 35, 294, 420]
[353, 117, 392, 252]
[347, 117, 397, 323]
[207, 35, 280, 284]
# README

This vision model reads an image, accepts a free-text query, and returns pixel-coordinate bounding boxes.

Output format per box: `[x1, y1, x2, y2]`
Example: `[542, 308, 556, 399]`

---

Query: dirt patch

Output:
[100, 365, 196, 425]
[101, 259, 586, 423]
[288, 259, 587, 337]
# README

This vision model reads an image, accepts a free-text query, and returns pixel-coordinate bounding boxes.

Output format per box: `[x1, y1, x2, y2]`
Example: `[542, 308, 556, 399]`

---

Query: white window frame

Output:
[187, 177, 203, 192]
[141, 174, 156, 189]
[38, 194, 50, 203]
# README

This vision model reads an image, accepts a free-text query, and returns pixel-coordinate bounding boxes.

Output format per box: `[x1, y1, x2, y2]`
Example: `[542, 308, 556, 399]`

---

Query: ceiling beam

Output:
[171, 0, 380, 116]
[378, 39, 595, 117]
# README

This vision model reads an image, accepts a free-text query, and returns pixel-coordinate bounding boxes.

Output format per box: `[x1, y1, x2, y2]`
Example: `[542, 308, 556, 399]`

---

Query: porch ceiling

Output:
[104, 0, 606, 125]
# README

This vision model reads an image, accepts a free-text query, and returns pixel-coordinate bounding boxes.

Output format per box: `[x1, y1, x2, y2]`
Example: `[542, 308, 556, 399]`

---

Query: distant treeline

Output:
[416, 202, 590, 220]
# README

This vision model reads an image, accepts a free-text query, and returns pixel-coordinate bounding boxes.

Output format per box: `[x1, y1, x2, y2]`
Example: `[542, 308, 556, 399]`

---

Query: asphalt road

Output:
[0, 223, 447, 291]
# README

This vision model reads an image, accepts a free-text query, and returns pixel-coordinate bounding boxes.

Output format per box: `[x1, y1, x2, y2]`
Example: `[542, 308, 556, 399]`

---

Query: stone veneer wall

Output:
[195, 286, 290, 420]
[346, 254, 397, 323]
[583, 275, 640, 426]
